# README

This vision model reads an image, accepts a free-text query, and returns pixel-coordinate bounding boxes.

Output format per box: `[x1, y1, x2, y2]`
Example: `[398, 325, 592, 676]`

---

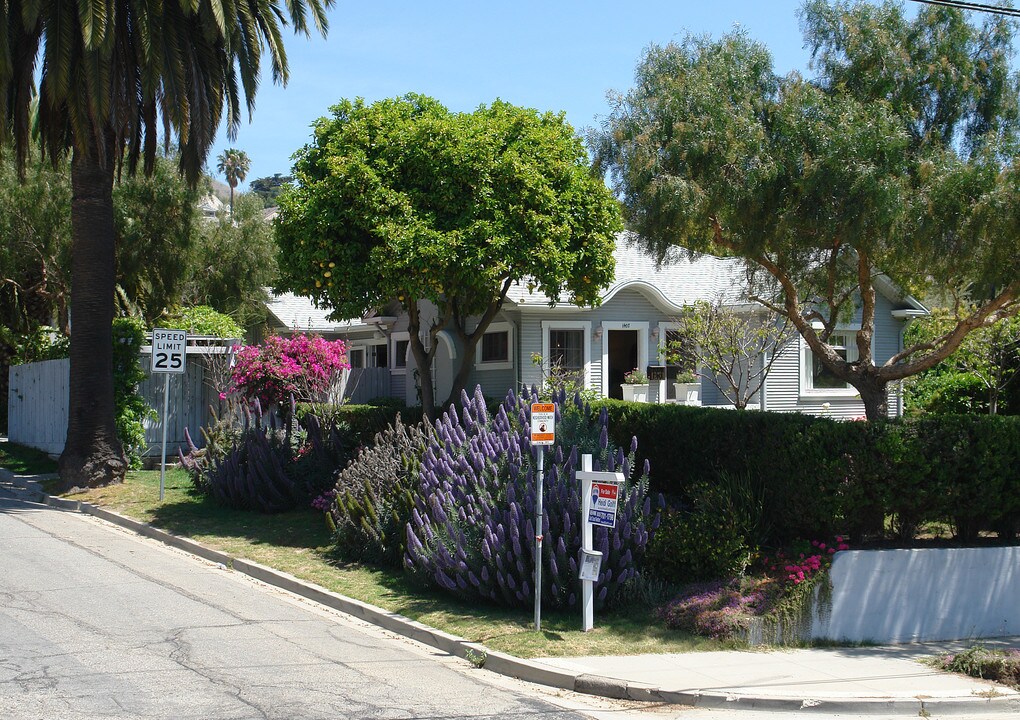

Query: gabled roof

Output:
[505, 232, 929, 316]
[506, 232, 751, 312]
[265, 291, 371, 334]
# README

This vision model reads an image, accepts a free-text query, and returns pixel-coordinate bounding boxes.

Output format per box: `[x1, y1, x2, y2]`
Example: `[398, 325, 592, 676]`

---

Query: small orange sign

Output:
[530, 403, 556, 445]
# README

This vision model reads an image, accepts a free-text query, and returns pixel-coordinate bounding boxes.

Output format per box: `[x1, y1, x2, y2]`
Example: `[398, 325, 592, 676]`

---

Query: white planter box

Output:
[674, 382, 700, 405]
[621, 384, 648, 403]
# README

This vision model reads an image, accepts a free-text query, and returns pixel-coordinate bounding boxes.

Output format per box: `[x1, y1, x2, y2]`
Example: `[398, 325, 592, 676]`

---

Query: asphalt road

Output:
[2, 484, 1006, 720]
[0, 489, 590, 720]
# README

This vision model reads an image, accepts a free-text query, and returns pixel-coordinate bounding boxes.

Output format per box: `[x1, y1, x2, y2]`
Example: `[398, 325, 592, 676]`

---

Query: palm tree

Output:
[217, 149, 251, 215]
[0, 0, 333, 490]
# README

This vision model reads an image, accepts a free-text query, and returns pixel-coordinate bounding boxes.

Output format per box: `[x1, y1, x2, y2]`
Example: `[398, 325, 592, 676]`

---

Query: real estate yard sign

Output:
[587, 480, 620, 528]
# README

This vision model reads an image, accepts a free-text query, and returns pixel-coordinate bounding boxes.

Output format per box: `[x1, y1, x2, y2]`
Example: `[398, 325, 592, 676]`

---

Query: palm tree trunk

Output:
[57, 138, 127, 490]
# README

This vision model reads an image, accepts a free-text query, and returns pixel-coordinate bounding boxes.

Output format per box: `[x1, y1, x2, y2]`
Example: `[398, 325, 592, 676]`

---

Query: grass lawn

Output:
[0, 441, 59, 475]
[66, 469, 728, 659]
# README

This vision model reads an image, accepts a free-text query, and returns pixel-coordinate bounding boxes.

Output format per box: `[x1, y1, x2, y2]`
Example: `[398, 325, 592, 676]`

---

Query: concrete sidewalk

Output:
[535, 639, 1020, 715]
[3, 467, 1019, 716]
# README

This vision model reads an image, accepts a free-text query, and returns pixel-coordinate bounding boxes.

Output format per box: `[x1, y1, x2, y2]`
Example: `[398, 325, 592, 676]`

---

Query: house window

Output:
[349, 347, 365, 369]
[541, 321, 591, 388]
[392, 332, 410, 373]
[549, 329, 584, 373]
[475, 322, 513, 370]
[803, 331, 858, 393]
[367, 343, 388, 369]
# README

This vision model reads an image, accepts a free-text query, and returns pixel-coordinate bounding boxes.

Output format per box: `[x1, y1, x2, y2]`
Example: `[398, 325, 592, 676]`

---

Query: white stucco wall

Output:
[810, 548, 1020, 643]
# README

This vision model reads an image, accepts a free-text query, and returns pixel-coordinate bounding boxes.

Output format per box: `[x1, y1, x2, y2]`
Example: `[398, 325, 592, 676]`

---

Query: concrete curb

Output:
[7, 481, 1020, 715]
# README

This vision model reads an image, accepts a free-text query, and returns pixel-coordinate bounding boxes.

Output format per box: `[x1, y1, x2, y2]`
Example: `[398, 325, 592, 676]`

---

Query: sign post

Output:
[576, 454, 623, 632]
[530, 402, 555, 632]
[151, 328, 187, 501]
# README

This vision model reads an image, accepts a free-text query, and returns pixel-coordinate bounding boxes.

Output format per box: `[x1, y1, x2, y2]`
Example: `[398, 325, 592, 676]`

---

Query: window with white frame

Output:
[475, 322, 513, 370]
[357, 341, 387, 369]
[348, 347, 365, 369]
[802, 330, 858, 394]
[540, 320, 591, 390]
[392, 332, 409, 373]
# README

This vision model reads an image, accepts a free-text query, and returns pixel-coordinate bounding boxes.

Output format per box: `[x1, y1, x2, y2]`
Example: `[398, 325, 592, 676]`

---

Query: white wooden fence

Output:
[7, 361, 393, 456]
[7, 359, 70, 455]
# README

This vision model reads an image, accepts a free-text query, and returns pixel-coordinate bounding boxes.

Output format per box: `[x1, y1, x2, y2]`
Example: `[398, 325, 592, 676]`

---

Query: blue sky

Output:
[208, 1, 820, 189]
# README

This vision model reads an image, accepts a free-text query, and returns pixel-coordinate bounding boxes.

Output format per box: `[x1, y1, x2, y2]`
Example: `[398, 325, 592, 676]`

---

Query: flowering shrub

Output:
[405, 385, 663, 610]
[179, 397, 348, 512]
[229, 333, 349, 407]
[760, 536, 850, 588]
[324, 414, 431, 567]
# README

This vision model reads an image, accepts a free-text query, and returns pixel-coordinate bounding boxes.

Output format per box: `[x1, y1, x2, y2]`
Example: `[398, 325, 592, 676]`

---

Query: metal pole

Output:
[581, 453, 594, 632]
[534, 446, 544, 632]
[159, 372, 170, 501]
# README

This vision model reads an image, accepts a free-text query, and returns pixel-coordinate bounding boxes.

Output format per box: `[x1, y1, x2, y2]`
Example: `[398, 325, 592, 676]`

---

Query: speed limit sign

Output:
[151, 328, 187, 374]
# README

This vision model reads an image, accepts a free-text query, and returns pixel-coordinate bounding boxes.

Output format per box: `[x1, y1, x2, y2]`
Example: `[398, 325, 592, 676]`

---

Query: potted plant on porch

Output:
[674, 370, 700, 405]
[621, 368, 649, 402]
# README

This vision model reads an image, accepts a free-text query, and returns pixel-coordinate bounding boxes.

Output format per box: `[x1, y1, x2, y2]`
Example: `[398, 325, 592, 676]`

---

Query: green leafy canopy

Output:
[276, 94, 620, 319]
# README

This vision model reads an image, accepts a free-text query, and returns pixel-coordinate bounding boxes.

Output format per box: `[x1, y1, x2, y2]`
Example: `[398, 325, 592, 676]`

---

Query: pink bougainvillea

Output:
[228, 334, 349, 407]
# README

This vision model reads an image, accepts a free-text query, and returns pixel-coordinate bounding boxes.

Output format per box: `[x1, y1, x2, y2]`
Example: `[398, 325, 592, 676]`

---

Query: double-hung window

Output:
[541, 320, 591, 388]
[475, 322, 513, 370]
[802, 330, 858, 394]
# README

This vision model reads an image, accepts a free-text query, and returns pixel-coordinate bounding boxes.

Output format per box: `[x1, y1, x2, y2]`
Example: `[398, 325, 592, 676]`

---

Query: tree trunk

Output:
[58, 140, 127, 490]
[856, 377, 890, 422]
[406, 303, 437, 423]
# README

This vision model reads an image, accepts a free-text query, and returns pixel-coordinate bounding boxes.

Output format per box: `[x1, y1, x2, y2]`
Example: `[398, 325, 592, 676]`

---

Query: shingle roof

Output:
[265, 292, 370, 333]
[506, 232, 751, 310]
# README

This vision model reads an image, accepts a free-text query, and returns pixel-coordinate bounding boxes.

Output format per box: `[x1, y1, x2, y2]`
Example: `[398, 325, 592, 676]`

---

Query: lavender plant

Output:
[405, 385, 663, 610]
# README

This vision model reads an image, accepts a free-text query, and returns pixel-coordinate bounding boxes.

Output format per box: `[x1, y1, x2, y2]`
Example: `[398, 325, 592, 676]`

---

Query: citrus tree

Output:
[276, 94, 621, 415]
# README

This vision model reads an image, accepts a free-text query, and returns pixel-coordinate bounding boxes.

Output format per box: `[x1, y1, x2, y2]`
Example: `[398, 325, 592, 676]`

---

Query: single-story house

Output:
[266, 234, 928, 418]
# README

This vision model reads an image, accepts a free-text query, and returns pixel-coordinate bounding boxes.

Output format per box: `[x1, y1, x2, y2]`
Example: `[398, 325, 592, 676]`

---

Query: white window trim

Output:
[474, 322, 514, 371]
[348, 346, 366, 369]
[599, 320, 650, 398]
[351, 339, 388, 369]
[799, 328, 862, 398]
[541, 320, 592, 389]
[391, 331, 410, 375]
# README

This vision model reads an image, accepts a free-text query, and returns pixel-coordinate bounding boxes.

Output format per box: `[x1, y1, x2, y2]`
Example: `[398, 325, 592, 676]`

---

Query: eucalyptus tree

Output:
[276, 94, 620, 416]
[0, 0, 333, 488]
[216, 148, 251, 214]
[596, 1, 1020, 420]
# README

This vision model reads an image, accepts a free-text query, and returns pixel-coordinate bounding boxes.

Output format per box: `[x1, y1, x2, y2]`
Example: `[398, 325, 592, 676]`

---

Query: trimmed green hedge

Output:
[295, 400, 425, 448]
[596, 401, 1020, 544]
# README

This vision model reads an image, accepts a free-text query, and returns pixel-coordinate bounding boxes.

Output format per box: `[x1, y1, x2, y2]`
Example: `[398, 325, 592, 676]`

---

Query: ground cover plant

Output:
[657, 536, 850, 642]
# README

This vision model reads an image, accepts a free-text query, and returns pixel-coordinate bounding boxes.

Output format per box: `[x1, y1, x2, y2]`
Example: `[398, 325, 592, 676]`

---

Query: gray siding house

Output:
[267, 234, 928, 418]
